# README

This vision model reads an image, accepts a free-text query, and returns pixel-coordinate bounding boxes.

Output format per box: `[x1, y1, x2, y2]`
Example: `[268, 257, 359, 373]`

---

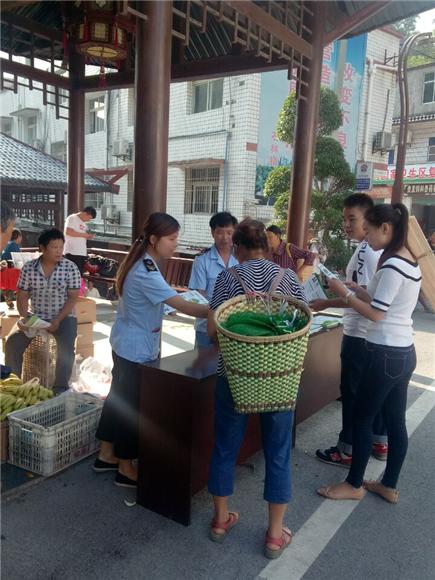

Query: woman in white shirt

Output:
[317, 203, 421, 504]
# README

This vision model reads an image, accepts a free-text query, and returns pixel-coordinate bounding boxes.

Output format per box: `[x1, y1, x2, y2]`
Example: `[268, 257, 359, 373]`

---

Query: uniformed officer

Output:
[188, 212, 238, 348]
[94, 213, 208, 488]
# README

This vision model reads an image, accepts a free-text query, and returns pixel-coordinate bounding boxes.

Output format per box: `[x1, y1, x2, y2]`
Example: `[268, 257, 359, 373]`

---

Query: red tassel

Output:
[99, 65, 107, 88]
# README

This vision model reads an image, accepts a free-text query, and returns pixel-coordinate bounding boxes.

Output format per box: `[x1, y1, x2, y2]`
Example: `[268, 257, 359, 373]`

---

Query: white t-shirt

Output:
[367, 255, 421, 347]
[343, 241, 382, 339]
[64, 213, 88, 256]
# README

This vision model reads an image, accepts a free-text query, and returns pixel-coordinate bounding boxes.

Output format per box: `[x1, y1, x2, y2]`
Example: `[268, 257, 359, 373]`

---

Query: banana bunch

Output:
[0, 377, 54, 421]
[0, 373, 23, 388]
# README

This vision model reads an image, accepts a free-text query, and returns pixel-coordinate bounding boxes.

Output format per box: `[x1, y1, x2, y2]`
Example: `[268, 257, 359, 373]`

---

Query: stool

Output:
[22, 334, 57, 389]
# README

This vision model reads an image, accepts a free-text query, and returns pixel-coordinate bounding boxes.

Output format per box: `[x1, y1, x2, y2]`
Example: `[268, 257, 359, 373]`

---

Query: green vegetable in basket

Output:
[222, 310, 308, 337]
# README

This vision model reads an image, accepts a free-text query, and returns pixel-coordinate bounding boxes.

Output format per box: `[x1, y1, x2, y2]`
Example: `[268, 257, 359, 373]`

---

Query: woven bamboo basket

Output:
[215, 295, 312, 413]
[22, 335, 57, 389]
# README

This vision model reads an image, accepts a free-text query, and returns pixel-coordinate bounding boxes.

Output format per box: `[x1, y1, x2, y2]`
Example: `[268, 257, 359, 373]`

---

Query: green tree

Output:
[276, 87, 343, 143]
[266, 87, 355, 271]
[392, 16, 417, 37]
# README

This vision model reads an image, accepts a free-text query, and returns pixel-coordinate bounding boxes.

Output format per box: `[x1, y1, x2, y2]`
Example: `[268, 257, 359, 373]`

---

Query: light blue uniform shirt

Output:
[110, 254, 177, 363]
[188, 245, 238, 333]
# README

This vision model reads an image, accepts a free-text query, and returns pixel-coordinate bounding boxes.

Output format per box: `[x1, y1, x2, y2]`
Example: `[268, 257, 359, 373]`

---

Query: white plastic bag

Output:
[72, 357, 112, 399]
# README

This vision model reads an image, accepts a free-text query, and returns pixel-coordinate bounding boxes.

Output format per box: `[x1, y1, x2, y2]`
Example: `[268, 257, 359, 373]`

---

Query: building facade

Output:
[0, 28, 404, 248]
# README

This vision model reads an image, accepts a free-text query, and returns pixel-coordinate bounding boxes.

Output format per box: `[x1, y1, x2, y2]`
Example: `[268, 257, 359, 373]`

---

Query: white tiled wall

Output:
[356, 29, 401, 168]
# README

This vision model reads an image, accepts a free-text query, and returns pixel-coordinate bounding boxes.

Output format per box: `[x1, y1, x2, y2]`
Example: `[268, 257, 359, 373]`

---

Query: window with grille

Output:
[423, 72, 435, 104]
[428, 137, 435, 162]
[1, 117, 12, 136]
[85, 192, 105, 209]
[128, 88, 135, 126]
[192, 79, 223, 114]
[51, 141, 67, 162]
[88, 95, 105, 133]
[26, 115, 37, 143]
[184, 167, 220, 214]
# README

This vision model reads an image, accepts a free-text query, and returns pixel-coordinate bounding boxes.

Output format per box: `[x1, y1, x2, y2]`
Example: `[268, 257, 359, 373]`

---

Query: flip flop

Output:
[264, 527, 293, 559]
[317, 483, 365, 500]
[363, 480, 399, 504]
[209, 511, 239, 543]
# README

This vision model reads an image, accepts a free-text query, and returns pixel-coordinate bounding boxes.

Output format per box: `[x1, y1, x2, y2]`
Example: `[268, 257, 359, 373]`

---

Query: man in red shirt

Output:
[266, 225, 316, 280]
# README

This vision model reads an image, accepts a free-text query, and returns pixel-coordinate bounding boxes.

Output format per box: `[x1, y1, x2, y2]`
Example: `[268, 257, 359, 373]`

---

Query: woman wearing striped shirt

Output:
[207, 219, 306, 559]
[317, 203, 421, 504]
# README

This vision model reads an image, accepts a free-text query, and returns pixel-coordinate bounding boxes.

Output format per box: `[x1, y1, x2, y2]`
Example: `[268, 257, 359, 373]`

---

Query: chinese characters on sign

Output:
[404, 183, 435, 195]
[387, 164, 435, 180]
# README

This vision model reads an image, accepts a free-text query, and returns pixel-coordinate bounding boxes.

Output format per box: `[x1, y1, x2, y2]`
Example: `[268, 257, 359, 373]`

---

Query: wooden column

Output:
[286, 2, 325, 248]
[132, 1, 172, 240]
[67, 50, 85, 215]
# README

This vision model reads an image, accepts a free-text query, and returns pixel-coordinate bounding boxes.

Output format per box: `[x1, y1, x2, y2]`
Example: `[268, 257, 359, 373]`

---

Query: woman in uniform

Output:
[94, 212, 208, 488]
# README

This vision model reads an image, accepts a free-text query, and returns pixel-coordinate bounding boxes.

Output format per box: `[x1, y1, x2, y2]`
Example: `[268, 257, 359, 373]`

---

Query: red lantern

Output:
[74, 1, 133, 66]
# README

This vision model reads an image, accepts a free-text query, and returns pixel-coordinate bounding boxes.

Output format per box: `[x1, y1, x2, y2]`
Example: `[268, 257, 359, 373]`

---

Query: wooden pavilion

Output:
[1, 1, 433, 247]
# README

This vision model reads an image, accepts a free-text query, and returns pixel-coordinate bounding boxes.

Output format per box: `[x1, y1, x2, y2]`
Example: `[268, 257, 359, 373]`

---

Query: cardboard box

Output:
[408, 216, 435, 312]
[76, 344, 94, 359]
[1, 421, 9, 462]
[76, 322, 94, 349]
[0, 314, 19, 339]
[76, 297, 97, 324]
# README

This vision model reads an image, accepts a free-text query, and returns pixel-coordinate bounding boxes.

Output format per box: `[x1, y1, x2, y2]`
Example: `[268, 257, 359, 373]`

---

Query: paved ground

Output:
[1, 303, 434, 580]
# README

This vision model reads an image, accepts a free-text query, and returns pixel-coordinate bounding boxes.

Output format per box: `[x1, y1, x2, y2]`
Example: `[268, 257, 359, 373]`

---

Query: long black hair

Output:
[116, 212, 180, 296]
[364, 203, 408, 266]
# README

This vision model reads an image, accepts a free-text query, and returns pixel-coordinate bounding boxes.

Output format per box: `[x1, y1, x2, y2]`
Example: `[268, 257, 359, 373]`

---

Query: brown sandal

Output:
[209, 511, 239, 543]
[317, 482, 365, 500]
[264, 527, 293, 559]
[363, 480, 399, 504]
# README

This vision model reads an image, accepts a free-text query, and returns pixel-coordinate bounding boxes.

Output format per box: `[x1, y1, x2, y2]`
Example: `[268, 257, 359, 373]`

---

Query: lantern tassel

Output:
[99, 65, 107, 88]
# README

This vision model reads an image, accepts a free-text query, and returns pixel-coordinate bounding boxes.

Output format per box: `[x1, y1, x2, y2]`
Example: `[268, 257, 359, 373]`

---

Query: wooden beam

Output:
[0, 1, 39, 12]
[1, 11, 63, 42]
[76, 52, 289, 91]
[325, 1, 391, 45]
[227, 1, 313, 59]
[0, 58, 70, 90]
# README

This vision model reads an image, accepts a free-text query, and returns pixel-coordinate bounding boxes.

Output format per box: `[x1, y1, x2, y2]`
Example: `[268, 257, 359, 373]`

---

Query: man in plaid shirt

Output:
[266, 225, 316, 279]
[5, 228, 81, 393]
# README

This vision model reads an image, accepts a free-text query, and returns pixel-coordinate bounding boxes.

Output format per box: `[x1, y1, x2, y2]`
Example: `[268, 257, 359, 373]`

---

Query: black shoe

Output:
[315, 446, 352, 468]
[114, 472, 137, 488]
[93, 457, 119, 472]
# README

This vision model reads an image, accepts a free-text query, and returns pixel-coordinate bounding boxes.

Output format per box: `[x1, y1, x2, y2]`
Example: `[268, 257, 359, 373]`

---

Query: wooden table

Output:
[137, 323, 342, 525]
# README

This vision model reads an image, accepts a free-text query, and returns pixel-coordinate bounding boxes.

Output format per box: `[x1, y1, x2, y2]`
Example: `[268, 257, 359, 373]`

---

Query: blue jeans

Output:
[194, 331, 214, 349]
[338, 336, 387, 455]
[346, 342, 416, 489]
[208, 376, 293, 504]
[5, 316, 77, 392]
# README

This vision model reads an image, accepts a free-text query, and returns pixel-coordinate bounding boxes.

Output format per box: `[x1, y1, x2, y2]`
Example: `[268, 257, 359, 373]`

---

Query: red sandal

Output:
[209, 511, 239, 543]
[264, 527, 293, 559]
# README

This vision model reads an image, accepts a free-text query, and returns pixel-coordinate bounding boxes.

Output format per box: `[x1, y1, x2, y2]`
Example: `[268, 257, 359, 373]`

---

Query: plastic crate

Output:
[8, 392, 103, 476]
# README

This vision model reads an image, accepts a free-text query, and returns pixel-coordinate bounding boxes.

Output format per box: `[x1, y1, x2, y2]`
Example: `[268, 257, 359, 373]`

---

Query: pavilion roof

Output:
[1, 1, 434, 77]
[0, 132, 114, 192]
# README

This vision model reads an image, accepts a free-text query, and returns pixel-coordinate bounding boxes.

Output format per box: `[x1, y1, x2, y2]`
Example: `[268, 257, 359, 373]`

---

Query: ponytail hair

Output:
[364, 203, 408, 266]
[116, 212, 180, 296]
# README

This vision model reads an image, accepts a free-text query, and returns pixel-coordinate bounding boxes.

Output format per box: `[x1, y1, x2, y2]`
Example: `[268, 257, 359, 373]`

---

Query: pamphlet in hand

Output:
[163, 289, 209, 315]
[317, 263, 338, 280]
[303, 275, 327, 302]
[20, 314, 51, 338]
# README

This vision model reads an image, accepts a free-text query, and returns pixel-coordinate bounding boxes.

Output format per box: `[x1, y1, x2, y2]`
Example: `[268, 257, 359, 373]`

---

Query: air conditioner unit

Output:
[101, 205, 121, 223]
[373, 131, 392, 152]
[112, 139, 130, 157]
